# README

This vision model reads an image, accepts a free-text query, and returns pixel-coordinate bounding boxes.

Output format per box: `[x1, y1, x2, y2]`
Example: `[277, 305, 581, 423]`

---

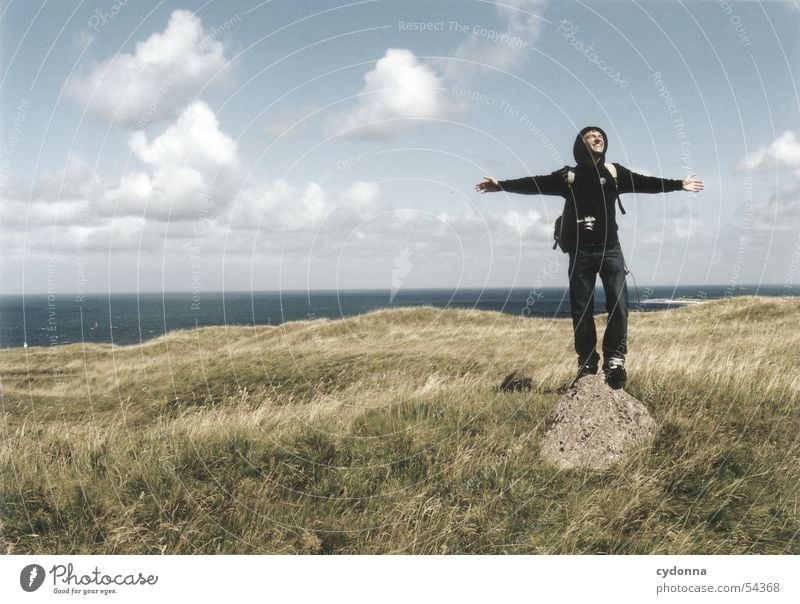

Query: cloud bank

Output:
[68, 10, 231, 125]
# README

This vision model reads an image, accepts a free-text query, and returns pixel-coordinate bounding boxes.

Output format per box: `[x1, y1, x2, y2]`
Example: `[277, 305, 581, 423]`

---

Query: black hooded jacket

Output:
[498, 126, 683, 249]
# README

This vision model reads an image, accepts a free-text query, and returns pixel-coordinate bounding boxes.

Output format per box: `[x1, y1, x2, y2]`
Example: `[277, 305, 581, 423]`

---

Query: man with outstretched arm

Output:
[475, 126, 703, 389]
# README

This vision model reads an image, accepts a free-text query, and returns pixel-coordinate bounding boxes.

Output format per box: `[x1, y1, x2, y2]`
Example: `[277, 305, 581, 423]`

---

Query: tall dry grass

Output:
[1, 296, 798, 553]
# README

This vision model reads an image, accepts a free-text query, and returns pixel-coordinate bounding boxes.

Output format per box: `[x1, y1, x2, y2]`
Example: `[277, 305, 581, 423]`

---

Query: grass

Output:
[1, 296, 798, 554]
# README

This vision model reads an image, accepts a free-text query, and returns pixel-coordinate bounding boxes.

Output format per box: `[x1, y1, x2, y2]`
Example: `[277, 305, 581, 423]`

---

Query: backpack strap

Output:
[605, 162, 626, 215]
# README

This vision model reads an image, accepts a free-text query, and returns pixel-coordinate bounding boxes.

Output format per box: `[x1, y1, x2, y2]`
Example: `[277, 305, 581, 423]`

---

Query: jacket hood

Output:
[573, 126, 608, 166]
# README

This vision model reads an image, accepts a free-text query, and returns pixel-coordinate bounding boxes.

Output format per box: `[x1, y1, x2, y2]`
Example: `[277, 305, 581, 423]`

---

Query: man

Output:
[475, 126, 703, 388]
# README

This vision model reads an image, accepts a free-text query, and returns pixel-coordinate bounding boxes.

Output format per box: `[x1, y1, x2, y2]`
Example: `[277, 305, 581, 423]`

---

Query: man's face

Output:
[582, 130, 605, 155]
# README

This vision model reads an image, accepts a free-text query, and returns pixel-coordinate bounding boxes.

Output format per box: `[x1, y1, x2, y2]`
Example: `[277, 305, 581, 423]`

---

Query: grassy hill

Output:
[1, 296, 798, 554]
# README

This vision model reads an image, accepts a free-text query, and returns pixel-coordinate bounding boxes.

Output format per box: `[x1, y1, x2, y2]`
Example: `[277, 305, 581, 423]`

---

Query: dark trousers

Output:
[568, 242, 628, 368]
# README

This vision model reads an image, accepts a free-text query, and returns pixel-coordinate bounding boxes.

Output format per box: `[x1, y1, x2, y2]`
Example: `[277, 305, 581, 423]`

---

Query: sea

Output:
[0, 285, 792, 349]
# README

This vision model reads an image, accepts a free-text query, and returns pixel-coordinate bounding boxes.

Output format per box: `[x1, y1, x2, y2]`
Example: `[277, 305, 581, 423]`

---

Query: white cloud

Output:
[335, 181, 387, 222]
[335, 49, 452, 139]
[737, 130, 800, 173]
[30, 155, 100, 202]
[230, 178, 390, 235]
[229, 178, 292, 232]
[103, 101, 240, 221]
[746, 179, 800, 235]
[732, 131, 800, 249]
[229, 179, 326, 233]
[502, 209, 543, 235]
[129, 100, 239, 171]
[2, 155, 101, 205]
[1, 199, 86, 228]
[444, 0, 547, 79]
[289, 182, 328, 230]
[0, 155, 104, 228]
[69, 216, 151, 252]
[68, 10, 230, 124]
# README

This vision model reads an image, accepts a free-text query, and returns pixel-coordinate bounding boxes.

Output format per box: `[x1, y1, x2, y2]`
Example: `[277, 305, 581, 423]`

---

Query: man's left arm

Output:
[614, 164, 703, 194]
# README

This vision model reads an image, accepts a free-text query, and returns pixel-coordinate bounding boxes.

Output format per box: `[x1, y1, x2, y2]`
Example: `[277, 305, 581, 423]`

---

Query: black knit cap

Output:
[573, 126, 608, 166]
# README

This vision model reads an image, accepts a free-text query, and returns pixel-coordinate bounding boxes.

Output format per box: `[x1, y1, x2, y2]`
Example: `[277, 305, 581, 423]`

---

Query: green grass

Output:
[1, 296, 798, 554]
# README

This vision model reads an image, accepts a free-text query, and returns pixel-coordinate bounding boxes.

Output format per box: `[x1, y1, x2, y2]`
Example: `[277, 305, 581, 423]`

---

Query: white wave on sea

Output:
[638, 298, 709, 305]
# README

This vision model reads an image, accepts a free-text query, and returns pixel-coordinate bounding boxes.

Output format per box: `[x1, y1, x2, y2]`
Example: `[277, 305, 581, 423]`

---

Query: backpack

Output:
[552, 163, 625, 253]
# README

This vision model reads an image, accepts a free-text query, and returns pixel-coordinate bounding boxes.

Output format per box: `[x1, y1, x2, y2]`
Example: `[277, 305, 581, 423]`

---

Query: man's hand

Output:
[682, 173, 704, 192]
[475, 176, 501, 193]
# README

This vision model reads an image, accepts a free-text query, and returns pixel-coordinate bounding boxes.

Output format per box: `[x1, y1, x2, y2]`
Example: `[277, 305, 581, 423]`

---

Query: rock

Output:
[540, 374, 656, 470]
[499, 370, 532, 392]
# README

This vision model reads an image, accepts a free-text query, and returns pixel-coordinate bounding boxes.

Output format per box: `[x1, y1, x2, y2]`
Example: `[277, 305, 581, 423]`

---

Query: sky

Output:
[1, 0, 799, 295]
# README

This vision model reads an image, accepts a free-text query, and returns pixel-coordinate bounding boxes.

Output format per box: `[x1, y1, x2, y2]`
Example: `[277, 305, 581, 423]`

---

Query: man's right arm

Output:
[496, 170, 569, 196]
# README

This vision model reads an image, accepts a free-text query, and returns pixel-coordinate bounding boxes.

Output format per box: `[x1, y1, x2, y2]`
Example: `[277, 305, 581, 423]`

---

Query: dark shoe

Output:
[570, 359, 598, 388]
[577, 352, 600, 377]
[576, 362, 598, 380]
[604, 357, 627, 389]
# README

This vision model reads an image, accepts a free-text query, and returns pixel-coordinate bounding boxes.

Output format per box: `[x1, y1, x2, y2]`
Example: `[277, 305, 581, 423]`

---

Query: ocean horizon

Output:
[1, 284, 794, 349]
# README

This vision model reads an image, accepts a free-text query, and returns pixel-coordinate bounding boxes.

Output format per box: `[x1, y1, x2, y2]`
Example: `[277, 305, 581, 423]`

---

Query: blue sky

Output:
[2, 0, 799, 294]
